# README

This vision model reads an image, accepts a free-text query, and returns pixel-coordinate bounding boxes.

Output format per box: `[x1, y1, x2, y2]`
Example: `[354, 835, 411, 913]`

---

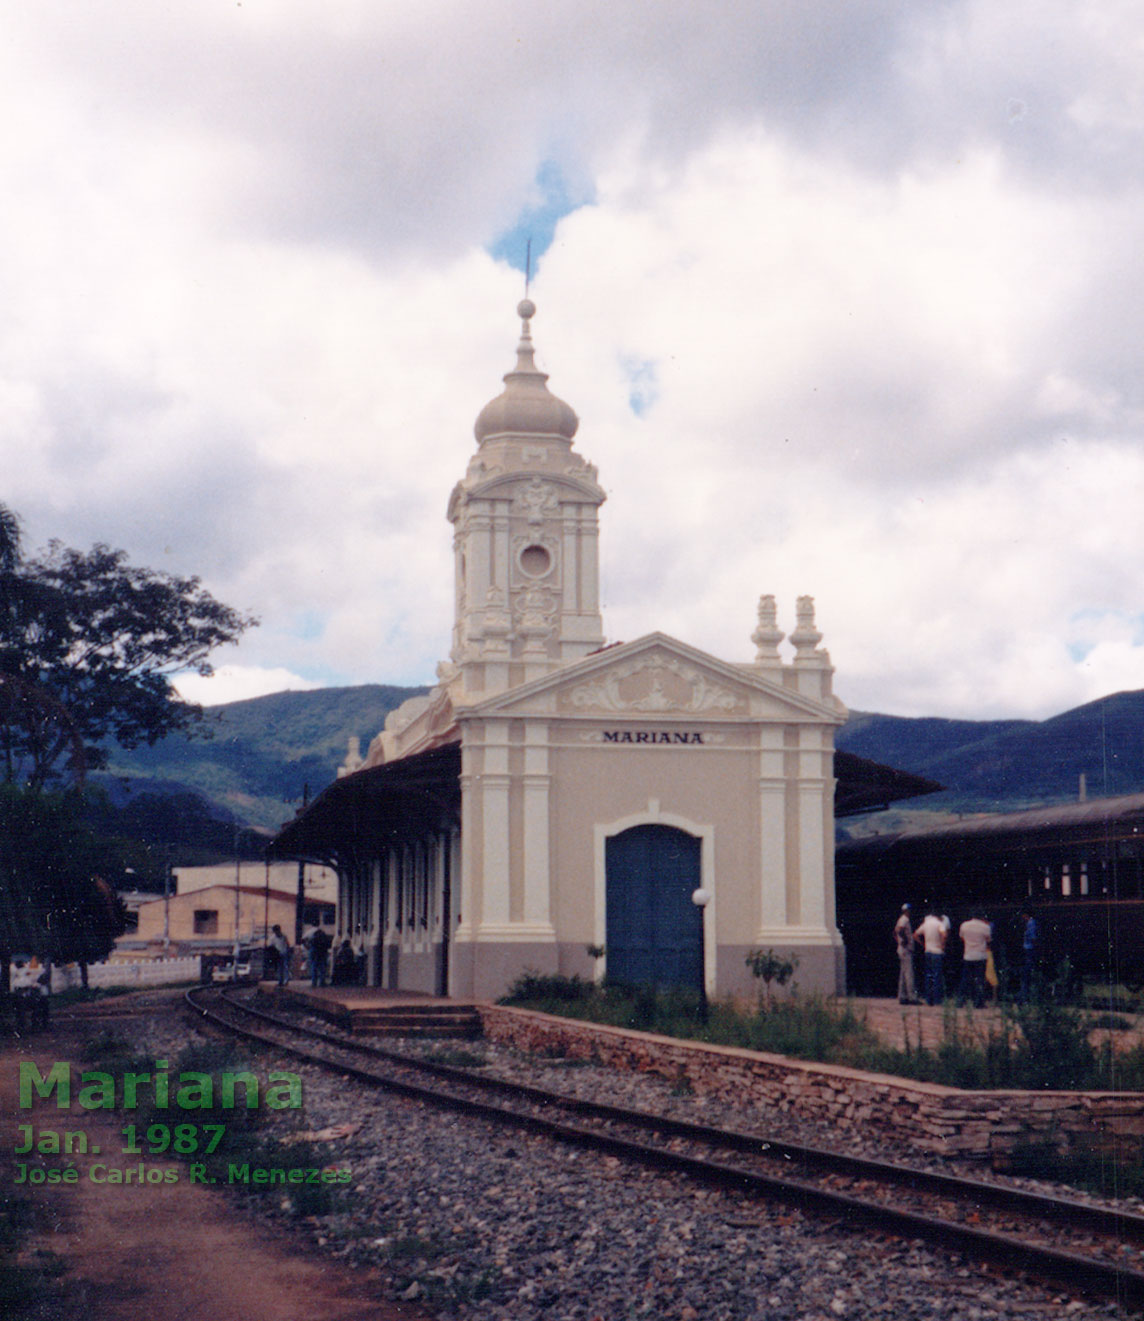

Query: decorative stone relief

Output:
[465, 456, 503, 481]
[561, 454, 600, 482]
[570, 657, 741, 714]
[515, 584, 558, 630]
[385, 694, 432, 733]
[513, 477, 560, 525]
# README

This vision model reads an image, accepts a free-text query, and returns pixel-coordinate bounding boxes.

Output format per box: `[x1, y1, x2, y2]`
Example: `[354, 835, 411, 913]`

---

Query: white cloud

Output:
[173, 665, 325, 708]
[3, 2, 1143, 727]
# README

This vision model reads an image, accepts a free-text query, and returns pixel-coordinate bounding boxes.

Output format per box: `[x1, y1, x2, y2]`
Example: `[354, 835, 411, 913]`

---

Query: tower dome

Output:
[474, 299, 579, 443]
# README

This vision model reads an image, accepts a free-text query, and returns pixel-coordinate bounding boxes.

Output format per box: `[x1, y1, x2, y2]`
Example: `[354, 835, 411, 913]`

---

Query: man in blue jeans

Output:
[308, 926, 332, 987]
[270, 924, 291, 987]
[1019, 909, 1038, 1002]
[914, 907, 947, 1005]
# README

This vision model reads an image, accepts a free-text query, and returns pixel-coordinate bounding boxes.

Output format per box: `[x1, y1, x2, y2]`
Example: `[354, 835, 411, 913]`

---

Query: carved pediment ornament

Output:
[513, 477, 560, 525]
[570, 657, 740, 714]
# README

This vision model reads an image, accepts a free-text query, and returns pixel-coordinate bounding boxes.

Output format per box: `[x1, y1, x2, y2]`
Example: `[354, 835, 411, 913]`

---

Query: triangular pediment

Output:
[458, 633, 845, 724]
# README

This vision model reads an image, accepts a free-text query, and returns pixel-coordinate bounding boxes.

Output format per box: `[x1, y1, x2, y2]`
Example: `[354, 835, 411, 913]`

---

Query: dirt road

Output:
[2, 1028, 428, 1321]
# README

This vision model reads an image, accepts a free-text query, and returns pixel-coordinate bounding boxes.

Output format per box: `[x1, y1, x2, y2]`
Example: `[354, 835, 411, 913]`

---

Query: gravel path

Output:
[66, 998, 1136, 1321]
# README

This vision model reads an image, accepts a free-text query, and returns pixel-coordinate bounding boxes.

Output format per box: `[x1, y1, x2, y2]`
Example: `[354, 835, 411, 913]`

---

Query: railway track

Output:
[187, 985, 1144, 1312]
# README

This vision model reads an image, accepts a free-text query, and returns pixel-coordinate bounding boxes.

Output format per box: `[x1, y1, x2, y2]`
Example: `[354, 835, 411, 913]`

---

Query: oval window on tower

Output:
[519, 544, 552, 578]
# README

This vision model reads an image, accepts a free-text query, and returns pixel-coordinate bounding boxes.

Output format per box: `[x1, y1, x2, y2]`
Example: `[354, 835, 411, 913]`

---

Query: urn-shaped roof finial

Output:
[473, 300, 579, 443]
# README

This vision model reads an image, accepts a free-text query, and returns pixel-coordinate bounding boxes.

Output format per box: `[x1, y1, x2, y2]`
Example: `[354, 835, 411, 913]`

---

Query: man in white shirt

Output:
[957, 913, 992, 1009]
[913, 909, 947, 1005]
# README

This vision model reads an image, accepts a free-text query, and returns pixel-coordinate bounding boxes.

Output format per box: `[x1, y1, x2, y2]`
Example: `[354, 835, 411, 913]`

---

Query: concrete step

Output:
[348, 1006, 483, 1039]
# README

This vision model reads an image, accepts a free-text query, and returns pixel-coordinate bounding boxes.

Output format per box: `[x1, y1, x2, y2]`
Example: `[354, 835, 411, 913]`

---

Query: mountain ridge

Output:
[99, 683, 1144, 862]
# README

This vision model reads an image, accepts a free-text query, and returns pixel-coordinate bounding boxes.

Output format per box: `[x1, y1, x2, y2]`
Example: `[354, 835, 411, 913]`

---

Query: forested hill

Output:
[836, 688, 1144, 812]
[99, 683, 1144, 863]
[100, 683, 428, 834]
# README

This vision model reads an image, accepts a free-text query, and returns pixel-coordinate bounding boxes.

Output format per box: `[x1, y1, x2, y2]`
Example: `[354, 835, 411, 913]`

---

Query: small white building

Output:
[273, 300, 850, 1001]
[173, 861, 338, 907]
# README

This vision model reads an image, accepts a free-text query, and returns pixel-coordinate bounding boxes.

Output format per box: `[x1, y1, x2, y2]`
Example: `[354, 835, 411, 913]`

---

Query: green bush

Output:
[499, 971, 596, 1004]
[500, 974, 1144, 1092]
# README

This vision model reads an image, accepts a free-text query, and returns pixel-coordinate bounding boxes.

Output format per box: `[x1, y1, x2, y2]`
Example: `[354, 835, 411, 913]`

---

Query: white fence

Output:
[51, 957, 202, 992]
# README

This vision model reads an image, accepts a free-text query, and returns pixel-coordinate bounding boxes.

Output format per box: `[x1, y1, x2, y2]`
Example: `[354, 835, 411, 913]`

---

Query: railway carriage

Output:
[835, 791, 1144, 996]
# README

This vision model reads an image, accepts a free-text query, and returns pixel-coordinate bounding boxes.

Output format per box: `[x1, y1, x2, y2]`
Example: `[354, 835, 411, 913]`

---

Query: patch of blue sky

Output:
[290, 610, 326, 641]
[1066, 610, 1144, 661]
[488, 160, 593, 273]
[622, 356, 660, 417]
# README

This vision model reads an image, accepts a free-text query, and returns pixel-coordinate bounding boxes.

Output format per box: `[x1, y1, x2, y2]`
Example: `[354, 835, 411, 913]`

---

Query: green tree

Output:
[0, 504, 254, 984]
[0, 784, 127, 978]
[0, 511, 257, 789]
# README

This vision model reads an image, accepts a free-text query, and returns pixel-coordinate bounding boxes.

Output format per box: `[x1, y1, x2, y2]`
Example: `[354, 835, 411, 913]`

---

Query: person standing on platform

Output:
[894, 904, 918, 1004]
[270, 924, 291, 987]
[1019, 909, 1039, 1002]
[308, 926, 332, 988]
[914, 907, 947, 1005]
[957, 912, 992, 1008]
[10, 955, 36, 1033]
[333, 939, 356, 986]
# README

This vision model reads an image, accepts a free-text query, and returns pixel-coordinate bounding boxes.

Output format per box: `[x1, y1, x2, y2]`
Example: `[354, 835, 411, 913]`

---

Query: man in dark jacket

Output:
[308, 926, 332, 987]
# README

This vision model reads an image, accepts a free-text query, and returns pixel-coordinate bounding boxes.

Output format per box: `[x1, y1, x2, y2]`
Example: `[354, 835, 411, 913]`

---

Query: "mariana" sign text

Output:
[602, 731, 704, 745]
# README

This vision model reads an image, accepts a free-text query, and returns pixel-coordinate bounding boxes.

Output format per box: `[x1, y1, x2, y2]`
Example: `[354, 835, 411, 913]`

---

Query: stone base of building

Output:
[446, 934, 844, 1002]
[722, 941, 846, 999]
[450, 938, 560, 1002]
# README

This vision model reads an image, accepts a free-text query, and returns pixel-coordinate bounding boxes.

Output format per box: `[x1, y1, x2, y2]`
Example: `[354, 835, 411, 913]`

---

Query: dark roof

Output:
[901, 791, 1144, 840]
[833, 750, 943, 817]
[268, 742, 462, 866]
[837, 790, 1144, 863]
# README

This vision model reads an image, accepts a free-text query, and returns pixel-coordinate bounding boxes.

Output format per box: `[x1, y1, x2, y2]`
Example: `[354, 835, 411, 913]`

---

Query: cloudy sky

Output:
[3, 1, 1142, 720]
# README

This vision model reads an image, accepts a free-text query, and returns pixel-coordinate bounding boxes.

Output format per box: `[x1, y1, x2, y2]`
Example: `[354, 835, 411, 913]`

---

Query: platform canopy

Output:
[269, 741, 937, 867]
[268, 742, 461, 867]
[833, 750, 943, 818]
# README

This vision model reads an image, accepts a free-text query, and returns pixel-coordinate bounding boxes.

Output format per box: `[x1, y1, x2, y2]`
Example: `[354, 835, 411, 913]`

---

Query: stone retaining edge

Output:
[478, 1004, 1144, 1165]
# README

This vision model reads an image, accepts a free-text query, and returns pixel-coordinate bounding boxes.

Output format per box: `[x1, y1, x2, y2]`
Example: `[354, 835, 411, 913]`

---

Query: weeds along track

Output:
[187, 985, 1144, 1311]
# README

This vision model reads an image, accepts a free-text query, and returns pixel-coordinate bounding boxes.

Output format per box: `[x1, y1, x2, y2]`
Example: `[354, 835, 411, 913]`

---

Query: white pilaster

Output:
[479, 720, 511, 928]
[521, 721, 554, 931]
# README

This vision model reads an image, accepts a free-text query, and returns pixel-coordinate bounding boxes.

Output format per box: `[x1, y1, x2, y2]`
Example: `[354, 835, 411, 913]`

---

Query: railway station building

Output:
[273, 300, 909, 1002]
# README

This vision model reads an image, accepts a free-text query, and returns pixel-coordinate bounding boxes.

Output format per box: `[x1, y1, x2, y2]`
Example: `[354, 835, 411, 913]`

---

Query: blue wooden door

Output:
[606, 825, 703, 990]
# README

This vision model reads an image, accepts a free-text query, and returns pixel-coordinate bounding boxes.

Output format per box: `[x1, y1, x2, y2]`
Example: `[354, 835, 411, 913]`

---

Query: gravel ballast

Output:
[60, 998, 1135, 1321]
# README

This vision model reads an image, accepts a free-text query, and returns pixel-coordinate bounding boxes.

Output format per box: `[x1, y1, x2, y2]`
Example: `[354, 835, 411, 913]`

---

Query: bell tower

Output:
[445, 300, 606, 696]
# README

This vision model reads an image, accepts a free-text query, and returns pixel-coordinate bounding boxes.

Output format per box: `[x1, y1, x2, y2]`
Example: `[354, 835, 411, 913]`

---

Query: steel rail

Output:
[202, 985, 1144, 1244]
[186, 985, 1144, 1311]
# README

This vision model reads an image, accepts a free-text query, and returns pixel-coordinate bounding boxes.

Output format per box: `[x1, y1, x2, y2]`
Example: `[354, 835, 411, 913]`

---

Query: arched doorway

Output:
[605, 824, 702, 990]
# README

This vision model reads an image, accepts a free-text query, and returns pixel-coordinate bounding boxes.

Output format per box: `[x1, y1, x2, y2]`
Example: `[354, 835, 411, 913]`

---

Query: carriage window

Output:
[1061, 865, 1071, 898]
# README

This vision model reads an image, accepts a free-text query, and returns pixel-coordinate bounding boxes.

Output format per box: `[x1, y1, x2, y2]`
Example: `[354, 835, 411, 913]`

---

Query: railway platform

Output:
[259, 982, 484, 1038]
[254, 986, 1142, 1051]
